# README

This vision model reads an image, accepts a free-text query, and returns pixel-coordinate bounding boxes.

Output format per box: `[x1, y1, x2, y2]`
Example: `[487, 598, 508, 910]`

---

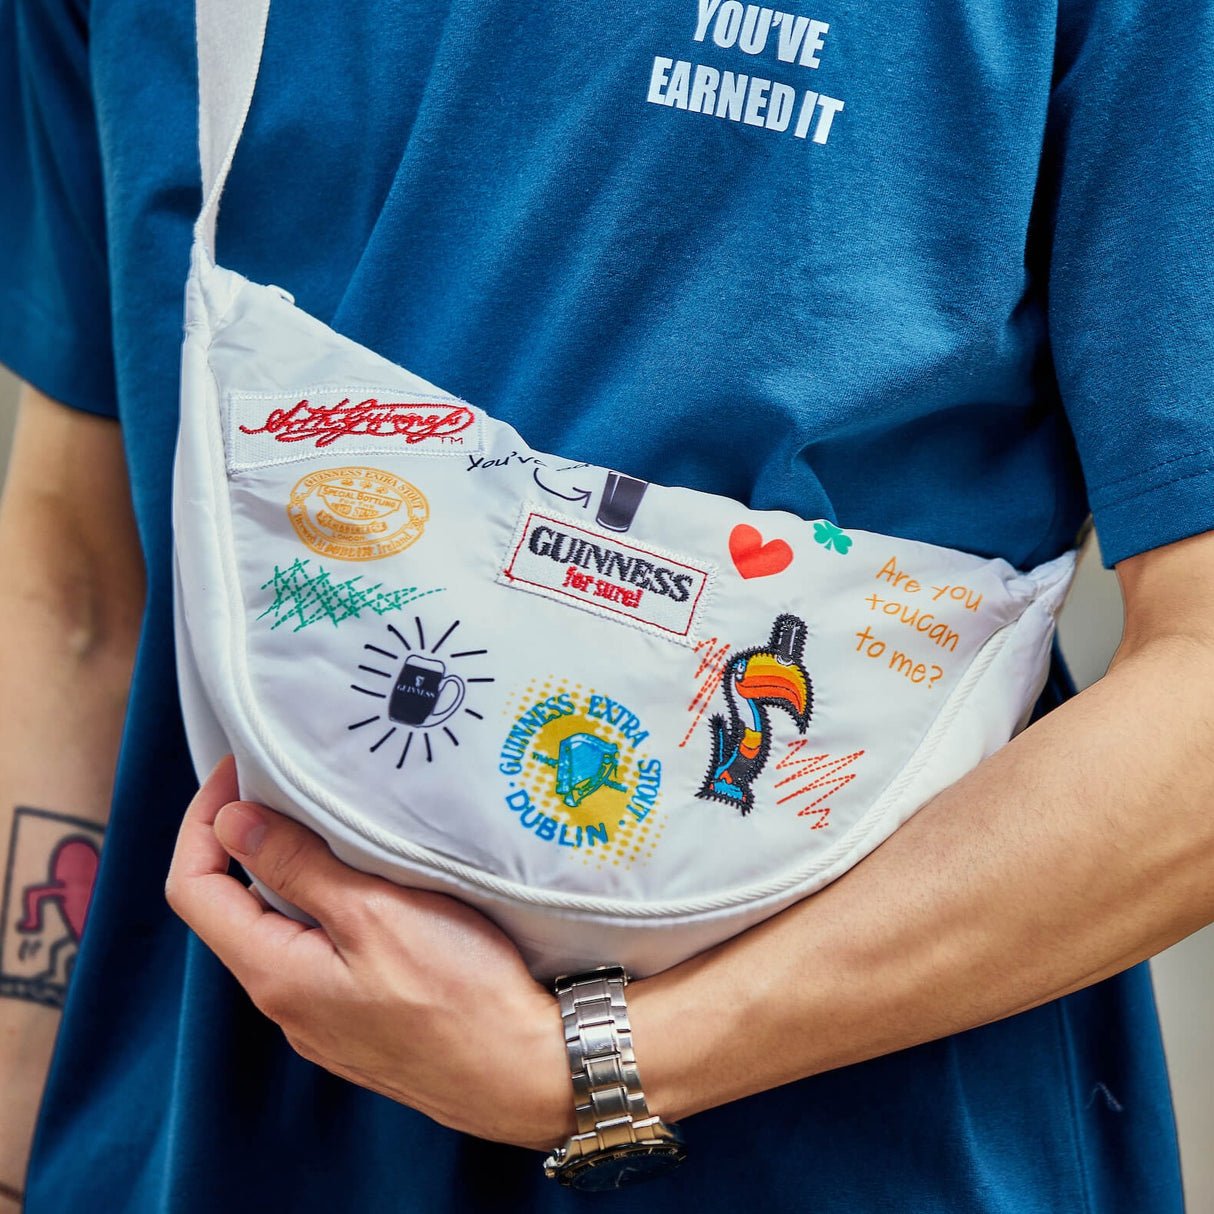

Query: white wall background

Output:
[0, 369, 1210, 1207]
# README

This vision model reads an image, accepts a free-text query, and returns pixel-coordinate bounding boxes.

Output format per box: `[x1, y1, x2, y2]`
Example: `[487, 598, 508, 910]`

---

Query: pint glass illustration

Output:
[596, 472, 648, 532]
[388, 655, 466, 727]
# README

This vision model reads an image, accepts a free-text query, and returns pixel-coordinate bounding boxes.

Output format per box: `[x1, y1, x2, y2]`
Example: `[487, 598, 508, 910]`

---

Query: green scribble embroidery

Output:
[813, 521, 853, 554]
[259, 558, 443, 632]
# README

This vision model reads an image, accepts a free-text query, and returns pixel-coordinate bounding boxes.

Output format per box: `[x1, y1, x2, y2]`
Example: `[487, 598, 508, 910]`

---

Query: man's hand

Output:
[165, 757, 574, 1151]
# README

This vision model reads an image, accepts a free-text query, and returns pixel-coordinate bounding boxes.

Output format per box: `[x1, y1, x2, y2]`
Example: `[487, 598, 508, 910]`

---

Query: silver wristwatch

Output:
[542, 965, 687, 1191]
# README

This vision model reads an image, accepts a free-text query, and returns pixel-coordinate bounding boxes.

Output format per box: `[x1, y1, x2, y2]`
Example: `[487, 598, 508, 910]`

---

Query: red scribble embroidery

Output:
[678, 635, 732, 748]
[774, 743, 865, 829]
[241, 398, 476, 447]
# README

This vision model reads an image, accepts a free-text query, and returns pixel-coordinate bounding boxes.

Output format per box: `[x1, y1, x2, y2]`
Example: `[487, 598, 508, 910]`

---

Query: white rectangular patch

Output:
[499, 509, 712, 644]
[225, 387, 484, 473]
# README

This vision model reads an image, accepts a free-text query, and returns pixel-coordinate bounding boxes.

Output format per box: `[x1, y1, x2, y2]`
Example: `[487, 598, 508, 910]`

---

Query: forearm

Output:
[0, 387, 143, 1197]
[631, 571, 1214, 1122]
[0, 600, 127, 1197]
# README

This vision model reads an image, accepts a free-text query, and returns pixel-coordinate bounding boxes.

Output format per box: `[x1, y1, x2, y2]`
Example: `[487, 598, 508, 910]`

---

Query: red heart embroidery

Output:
[729, 524, 794, 579]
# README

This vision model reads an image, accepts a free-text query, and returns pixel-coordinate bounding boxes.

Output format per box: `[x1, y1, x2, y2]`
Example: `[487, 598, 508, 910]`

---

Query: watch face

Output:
[562, 1142, 688, 1192]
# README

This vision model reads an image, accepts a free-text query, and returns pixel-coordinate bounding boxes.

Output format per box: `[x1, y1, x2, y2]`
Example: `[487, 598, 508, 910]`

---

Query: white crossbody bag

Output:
[174, 0, 1075, 979]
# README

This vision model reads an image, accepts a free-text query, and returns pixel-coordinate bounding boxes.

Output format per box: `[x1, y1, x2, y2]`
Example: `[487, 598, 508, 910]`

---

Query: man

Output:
[2, 0, 1212, 1209]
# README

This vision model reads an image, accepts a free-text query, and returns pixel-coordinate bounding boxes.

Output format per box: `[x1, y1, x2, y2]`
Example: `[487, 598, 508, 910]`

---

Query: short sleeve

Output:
[0, 0, 117, 417]
[1044, 0, 1214, 567]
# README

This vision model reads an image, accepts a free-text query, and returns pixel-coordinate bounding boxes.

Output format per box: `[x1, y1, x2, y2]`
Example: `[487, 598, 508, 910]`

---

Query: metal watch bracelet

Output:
[543, 966, 686, 1190]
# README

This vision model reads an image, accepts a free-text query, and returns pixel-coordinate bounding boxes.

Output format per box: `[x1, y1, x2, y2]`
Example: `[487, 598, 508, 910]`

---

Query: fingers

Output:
[165, 757, 329, 985]
[165, 755, 245, 905]
[210, 798, 379, 947]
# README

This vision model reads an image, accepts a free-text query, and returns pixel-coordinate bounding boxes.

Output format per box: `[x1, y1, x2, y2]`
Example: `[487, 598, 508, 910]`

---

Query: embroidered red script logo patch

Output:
[500, 510, 712, 644]
[225, 388, 482, 472]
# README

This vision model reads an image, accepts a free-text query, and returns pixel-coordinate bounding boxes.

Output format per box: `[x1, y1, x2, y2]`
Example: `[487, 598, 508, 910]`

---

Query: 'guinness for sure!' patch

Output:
[499, 509, 712, 644]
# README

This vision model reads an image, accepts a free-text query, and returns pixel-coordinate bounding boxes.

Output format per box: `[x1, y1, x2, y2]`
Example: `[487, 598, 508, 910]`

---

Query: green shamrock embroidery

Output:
[813, 520, 853, 554]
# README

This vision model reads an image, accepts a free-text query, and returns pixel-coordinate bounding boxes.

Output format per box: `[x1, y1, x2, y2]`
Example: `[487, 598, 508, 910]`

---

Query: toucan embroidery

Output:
[699, 613, 813, 814]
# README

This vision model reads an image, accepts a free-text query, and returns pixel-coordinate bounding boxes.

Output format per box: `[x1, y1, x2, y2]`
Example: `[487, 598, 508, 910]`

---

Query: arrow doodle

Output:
[532, 467, 593, 508]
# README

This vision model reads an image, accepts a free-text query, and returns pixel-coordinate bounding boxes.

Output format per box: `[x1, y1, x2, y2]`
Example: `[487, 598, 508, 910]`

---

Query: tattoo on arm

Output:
[1, 808, 104, 1009]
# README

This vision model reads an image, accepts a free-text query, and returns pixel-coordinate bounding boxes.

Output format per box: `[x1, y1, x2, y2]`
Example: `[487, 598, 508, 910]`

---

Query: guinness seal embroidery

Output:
[287, 466, 428, 562]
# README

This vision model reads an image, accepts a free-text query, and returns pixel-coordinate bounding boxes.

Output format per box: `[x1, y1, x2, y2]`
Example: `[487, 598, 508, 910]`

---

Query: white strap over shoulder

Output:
[194, 0, 271, 260]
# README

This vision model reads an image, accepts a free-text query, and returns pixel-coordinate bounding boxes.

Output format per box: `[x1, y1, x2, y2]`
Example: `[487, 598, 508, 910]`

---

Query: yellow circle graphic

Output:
[502, 679, 668, 871]
[287, 466, 428, 562]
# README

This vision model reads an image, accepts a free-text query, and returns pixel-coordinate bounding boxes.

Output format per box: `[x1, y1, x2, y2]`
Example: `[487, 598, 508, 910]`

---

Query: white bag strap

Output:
[194, 0, 271, 260]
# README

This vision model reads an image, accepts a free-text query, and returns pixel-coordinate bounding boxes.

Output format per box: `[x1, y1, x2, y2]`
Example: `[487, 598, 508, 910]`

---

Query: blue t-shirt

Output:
[3, 0, 1211, 1209]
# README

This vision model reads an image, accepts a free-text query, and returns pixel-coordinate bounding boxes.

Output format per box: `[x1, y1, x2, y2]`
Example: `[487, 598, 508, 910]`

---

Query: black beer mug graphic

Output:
[388, 655, 466, 727]
[596, 473, 648, 532]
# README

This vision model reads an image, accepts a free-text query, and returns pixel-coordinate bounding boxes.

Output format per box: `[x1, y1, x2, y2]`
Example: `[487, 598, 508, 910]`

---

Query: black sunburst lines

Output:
[348, 617, 492, 769]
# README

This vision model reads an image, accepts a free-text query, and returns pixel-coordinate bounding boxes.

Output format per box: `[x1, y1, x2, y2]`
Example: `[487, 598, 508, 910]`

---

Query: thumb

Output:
[213, 801, 372, 940]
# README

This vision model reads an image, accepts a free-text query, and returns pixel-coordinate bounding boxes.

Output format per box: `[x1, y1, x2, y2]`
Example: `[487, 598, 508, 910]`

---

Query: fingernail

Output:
[214, 803, 267, 856]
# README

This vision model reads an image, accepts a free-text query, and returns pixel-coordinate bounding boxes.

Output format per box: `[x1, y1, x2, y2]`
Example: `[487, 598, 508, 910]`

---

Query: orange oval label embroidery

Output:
[287, 466, 428, 562]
